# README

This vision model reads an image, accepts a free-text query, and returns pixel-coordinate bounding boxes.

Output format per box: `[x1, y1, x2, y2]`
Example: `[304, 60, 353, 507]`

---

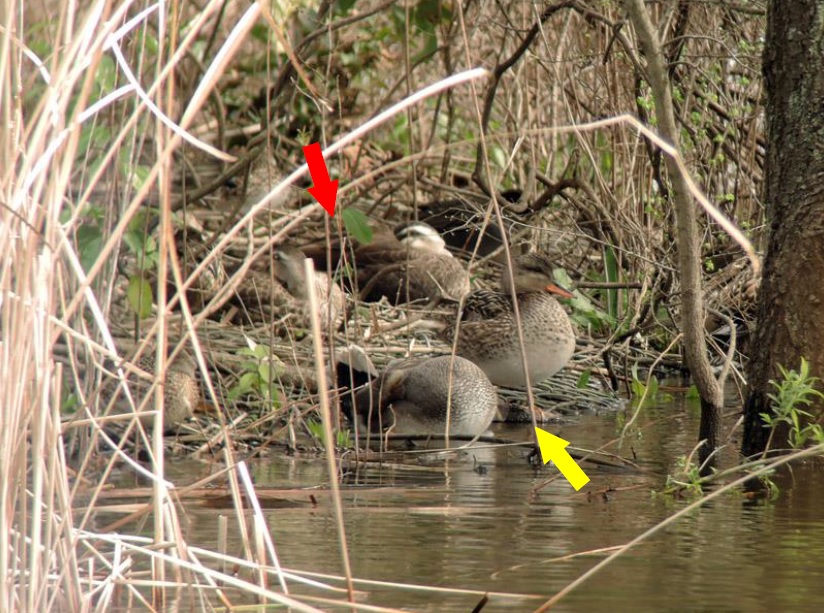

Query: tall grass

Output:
[0, 0, 326, 609]
[0, 0, 488, 609]
[1, 0, 768, 609]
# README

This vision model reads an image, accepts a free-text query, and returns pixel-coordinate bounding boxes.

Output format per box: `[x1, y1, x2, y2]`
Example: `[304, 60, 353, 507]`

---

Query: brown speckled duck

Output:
[441, 252, 576, 387]
[356, 222, 470, 304]
[273, 245, 345, 328]
[234, 245, 344, 332]
[97, 348, 200, 431]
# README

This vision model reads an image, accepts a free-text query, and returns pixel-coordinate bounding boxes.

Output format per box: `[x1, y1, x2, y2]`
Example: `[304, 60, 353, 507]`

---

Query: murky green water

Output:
[162, 397, 824, 612]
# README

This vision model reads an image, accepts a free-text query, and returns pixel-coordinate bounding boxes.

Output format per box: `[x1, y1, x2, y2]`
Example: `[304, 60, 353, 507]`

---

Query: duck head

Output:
[273, 245, 311, 298]
[394, 221, 450, 256]
[501, 253, 573, 298]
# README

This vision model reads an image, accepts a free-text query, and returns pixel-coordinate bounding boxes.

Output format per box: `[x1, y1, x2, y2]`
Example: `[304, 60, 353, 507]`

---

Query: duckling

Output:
[345, 355, 498, 437]
[440, 252, 576, 387]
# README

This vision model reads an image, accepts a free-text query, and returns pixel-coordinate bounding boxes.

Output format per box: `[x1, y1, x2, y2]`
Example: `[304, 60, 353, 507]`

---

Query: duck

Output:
[440, 252, 576, 387]
[233, 245, 344, 332]
[273, 245, 345, 328]
[417, 190, 527, 257]
[93, 347, 200, 431]
[239, 145, 297, 214]
[171, 227, 227, 312]
[343, 355, 498, 437]
[358, 222, 471, 304]
[127, 220, 227, 314]
[394, 220, 449, 252]
[304, 221, 470, 304]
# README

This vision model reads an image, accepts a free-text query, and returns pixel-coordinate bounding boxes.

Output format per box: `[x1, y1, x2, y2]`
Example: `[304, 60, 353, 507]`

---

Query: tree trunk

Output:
[742, 0, 824, 457]
[624, 0, 723, 467]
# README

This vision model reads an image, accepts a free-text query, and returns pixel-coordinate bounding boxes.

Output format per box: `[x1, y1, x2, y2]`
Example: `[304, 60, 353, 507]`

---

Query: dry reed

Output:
[1, 0, 767, 610]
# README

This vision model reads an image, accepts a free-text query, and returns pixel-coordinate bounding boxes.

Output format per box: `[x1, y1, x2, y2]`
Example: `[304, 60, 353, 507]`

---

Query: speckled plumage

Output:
[241, 147, 296, 213]
[273, 245, 345, 330]
[348, 355, 498, 437]
[234, 246, 344, 332]
[441, 253, 576, 387]
[101, 350, 200, 430]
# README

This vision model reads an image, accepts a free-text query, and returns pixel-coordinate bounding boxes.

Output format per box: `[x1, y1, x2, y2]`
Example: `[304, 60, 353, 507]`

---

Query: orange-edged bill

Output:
[545, 282, 574, 299]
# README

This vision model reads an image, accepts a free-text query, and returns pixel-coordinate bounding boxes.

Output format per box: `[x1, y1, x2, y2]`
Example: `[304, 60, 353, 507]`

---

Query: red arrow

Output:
[303, 142, 338, 217]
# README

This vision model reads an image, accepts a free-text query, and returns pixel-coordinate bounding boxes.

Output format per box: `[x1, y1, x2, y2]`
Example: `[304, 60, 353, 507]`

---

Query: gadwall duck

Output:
[441, 253, 576, 387]
[344, 355, 497, 437]
[273, 245, 345, 327]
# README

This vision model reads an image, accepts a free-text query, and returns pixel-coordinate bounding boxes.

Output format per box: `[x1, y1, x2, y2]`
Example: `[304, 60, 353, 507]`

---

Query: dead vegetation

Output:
[1, 0, 766, 609]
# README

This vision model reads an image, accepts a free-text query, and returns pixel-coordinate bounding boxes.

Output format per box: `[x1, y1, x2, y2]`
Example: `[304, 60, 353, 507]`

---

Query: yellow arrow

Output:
[534, 427, 590, 491]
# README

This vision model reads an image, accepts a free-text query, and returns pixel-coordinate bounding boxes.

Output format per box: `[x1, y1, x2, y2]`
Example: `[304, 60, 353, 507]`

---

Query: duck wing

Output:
[300, 227, 398, 272]
[459, 289, 514, 322]
[358, 251, 469, 303]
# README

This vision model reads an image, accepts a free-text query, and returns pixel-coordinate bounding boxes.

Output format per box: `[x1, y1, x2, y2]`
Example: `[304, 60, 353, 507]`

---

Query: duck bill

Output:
[545, 282, 574, 299]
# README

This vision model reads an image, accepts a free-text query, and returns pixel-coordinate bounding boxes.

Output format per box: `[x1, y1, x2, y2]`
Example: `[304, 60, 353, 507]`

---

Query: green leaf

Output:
[123, 227, 144, 256]
[391, 114, 410, 145]
[239, 371, 259, 389]
[127, 275, 154, 318]
[413, 0, 442, 27]
[686, 385, 700, 399]
[94, 54, 117, 94]
[250, 23, 270, 43]
[258, 361, 271, 384]
[228, 371, 260, 401]
[342, 208, 373, 244]
[306, 419, 325, 443]
[61, 393, 79, 414]
[576, 370, 591, 389]
[555, 267, 615, 332]
[253, 344, 270, 359]
[130, 164, 151, 191]
[77, 123, 111, 157]
[335, 0, 357, 16]
[76, 225, 103, 272]
[124, 227, 158, 271]
[412, 31, 438, 63]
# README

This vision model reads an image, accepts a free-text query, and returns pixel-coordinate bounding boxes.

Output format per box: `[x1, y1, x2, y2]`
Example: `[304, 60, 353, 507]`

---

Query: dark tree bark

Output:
[742, 0, 824, 457]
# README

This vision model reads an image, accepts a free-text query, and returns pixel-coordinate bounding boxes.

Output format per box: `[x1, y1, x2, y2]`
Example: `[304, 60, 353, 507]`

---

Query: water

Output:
[160, 396, 824, 612]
